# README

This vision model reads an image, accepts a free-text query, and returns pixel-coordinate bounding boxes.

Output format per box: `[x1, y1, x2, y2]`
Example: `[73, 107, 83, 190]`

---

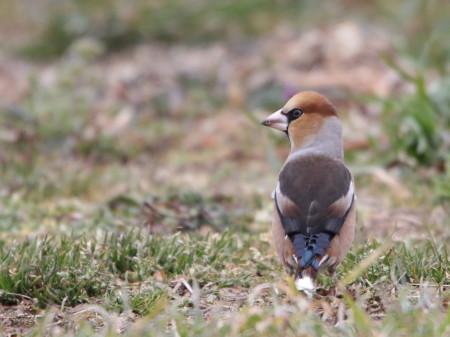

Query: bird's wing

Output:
[275, 155, 354, 237]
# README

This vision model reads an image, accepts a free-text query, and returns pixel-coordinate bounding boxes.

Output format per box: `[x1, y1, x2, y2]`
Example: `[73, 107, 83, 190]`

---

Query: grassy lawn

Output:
[0, 0, 449, 336]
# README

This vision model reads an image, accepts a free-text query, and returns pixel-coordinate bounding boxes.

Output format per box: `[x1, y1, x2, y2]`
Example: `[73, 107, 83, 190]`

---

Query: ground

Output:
[0, 1, 449, 336]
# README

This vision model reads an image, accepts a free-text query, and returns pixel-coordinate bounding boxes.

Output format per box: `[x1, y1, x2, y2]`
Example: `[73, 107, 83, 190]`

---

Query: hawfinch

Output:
[261, 91, 356, 292]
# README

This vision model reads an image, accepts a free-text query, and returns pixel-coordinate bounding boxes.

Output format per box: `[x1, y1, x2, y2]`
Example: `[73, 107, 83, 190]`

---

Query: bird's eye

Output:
[292, 109, 303, 118]
[286, 108, 303, 124]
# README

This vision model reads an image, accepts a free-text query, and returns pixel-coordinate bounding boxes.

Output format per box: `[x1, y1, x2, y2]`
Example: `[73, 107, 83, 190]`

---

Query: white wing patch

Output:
[319, 254, 329, 266]
[271, 182, 281, 199]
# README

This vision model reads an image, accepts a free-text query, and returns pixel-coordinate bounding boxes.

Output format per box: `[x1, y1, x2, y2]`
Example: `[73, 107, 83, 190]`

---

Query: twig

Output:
[172, 280, 182, 294]
[181, 278, 193, 294]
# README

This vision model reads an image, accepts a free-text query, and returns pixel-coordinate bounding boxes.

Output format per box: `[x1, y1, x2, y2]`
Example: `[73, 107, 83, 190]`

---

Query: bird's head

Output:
[261, 91, 337, 132]
[261, 91, 340, 151]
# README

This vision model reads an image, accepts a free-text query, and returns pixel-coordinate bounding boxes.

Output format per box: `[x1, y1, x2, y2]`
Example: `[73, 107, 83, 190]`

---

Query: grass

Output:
[5, 235, 449, 300]
[0, 233, 448, 335]
[0, 230, 274, 306]
[1, 0, 450, 335]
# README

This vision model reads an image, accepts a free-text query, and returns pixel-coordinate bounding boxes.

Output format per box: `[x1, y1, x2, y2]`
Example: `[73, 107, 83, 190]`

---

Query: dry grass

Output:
[0, 0, 449, 335]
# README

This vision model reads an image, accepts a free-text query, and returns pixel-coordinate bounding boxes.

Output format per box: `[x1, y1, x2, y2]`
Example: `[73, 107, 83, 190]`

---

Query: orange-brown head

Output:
[261, 91, 341, 154]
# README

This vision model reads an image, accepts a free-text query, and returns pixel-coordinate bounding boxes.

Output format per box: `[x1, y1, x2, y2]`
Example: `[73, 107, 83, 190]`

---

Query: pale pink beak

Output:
[260, 109, 288, 132]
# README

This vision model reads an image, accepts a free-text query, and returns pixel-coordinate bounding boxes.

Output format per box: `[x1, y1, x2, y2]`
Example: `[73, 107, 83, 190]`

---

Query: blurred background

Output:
[1, 0, 450, 334]
[1, 0, 449, 240]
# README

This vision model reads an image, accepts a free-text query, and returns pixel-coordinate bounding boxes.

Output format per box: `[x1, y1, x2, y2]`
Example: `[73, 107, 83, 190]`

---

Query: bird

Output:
[260, 91, 356, 293]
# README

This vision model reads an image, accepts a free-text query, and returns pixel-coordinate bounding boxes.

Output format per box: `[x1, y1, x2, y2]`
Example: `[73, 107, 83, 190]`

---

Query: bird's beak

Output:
[260, 109, 288, 132]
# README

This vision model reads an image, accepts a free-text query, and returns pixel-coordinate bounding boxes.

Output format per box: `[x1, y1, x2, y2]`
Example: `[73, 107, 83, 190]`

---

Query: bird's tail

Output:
[291, 232, 332, 291]
[295, 266, 317, 291]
